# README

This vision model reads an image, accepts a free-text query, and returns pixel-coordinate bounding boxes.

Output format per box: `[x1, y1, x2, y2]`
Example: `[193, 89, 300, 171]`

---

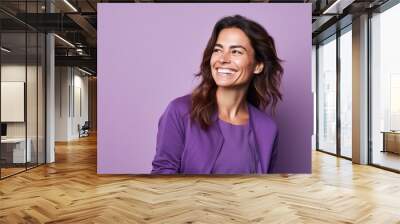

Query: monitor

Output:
[1, 123, 7, 137]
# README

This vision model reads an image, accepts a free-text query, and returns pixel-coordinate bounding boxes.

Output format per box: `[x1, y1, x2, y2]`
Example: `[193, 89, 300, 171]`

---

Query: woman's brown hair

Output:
[191, 15, 283, 129]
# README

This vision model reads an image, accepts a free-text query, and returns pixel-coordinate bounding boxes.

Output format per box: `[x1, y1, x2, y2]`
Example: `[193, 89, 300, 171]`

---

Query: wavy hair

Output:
[190, 15, 283, 129]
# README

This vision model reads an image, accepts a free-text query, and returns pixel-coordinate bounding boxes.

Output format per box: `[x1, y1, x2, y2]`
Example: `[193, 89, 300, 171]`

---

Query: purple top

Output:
[151, 95, 278, 174]
[212, 119, 258, 174]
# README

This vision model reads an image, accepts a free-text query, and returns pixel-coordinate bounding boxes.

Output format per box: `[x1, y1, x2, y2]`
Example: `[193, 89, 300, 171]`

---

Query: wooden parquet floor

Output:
[1, 134, 400, 224]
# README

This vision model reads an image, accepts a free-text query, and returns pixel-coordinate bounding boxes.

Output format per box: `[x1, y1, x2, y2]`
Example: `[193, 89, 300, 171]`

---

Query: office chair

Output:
[79, 121, 90, 138]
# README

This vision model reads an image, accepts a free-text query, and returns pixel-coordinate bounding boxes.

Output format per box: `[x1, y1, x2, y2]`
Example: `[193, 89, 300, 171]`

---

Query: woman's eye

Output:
[213, 48, 222, 53]
[232, 50, 243, 55]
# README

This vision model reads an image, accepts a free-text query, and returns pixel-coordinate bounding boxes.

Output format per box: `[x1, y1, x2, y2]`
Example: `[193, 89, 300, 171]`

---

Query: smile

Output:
[216, 68, 237, 76]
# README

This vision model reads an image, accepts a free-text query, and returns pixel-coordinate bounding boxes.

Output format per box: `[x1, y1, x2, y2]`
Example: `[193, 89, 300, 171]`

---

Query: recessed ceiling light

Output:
[78, 67, 93, 76]
[54, 34, 75, 48]
[322, 0, 354, 15]
[63, 0, 78, 12]
[1, 47, 11, 53]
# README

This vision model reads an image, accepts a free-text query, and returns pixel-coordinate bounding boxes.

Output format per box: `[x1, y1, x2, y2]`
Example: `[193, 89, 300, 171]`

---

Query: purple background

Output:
[98, 3, 312, 174]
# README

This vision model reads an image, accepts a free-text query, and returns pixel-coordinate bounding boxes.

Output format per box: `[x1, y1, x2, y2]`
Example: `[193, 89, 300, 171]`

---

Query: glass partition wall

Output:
[0, 1, 46, 179]
[317, 35, 337, 155]
[316, 25, 353, 159]
[0, 31, 27, 177]
[370, 2, 400, 171]
[339, 26, 352, 159]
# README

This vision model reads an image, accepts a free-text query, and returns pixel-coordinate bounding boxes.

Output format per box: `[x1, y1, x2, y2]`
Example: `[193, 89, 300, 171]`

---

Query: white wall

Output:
[55, 67, 89, 141]
[55, 66, 69, 141]
[72, 73, 89, 138]
[1, 65, 26, 131]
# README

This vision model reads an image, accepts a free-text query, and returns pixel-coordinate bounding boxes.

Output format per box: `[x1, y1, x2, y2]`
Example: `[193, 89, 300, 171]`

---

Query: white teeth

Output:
[217, 68, 235, 74]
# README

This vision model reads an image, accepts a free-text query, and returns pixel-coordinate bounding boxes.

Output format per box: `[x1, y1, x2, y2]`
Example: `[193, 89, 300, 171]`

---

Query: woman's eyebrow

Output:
[214, 43, 247, 52]
[230, 45, 247, 51]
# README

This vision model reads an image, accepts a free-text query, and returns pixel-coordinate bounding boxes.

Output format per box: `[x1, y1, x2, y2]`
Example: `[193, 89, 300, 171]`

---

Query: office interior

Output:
[0, 0, 97, 179]
[0, 0, 399, 222]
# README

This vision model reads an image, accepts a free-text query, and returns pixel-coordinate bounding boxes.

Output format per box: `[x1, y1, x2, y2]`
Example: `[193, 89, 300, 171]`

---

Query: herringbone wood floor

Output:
[1, 134, 400, 224]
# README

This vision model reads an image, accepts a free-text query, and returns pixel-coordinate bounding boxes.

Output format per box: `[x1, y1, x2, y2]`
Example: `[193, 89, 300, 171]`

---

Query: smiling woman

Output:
[210, 28, 264, 90]
[151, 15, 283, 174]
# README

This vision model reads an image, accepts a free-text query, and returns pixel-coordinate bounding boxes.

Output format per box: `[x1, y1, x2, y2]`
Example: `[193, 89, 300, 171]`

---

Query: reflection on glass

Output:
[340, 29, 352, 158]
[1, 32, 27, 177]
[318, 36, 337, 154]
[0, 1, 46, 179]
[371, 3, 400, 171]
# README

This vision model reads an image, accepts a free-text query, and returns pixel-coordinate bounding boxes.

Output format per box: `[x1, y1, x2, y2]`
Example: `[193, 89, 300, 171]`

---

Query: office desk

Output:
[381, 131, 400, 154]
[1, 138, 32, 163]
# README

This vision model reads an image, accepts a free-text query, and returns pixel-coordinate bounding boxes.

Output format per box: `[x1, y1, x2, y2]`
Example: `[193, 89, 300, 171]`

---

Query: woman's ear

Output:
[253, 62, 264, 74]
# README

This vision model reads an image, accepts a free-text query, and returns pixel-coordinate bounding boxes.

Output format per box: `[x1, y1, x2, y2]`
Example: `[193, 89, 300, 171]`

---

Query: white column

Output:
[46, 1, 55, 163]
[352, 14, 369, 164]
[46, 33, 55, 163]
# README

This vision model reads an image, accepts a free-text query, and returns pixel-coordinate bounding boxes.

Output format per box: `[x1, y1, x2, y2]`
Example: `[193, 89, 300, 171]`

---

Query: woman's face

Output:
[210, 27, 263, 89]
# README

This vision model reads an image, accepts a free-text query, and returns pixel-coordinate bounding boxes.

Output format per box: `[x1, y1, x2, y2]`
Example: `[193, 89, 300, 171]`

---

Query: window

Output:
[339, 27, 352, 158]
[317, 35, 337, 154]
[370, 2, 400, 171]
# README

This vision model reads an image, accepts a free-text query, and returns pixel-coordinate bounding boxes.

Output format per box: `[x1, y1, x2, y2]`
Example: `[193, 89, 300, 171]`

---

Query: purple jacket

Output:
[151, 95, 278, 174]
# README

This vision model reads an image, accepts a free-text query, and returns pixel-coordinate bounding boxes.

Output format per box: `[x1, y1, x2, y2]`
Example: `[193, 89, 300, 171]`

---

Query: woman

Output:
[151, 15, 283, 174]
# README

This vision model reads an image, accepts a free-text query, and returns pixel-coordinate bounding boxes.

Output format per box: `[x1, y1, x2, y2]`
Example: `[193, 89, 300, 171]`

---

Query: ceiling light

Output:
[78, 67, 93, 76]
[322, 0, 355, 15]
[54, 34, 75, 48]
[63, 0, 78, 12]
[76, 48, 85, 55]
[1, 47, 11, 53]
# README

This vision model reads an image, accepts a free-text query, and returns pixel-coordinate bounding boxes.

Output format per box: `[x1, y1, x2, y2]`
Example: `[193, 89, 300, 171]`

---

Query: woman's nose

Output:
[219, 52, 231, 63]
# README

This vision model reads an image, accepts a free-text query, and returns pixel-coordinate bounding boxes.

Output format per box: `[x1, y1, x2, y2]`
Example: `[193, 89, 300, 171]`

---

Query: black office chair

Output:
[79, 121, 90, 138]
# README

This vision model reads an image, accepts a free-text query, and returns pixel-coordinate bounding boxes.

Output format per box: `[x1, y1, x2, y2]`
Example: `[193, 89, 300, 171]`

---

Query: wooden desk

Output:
[381, 131, 400, 154]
